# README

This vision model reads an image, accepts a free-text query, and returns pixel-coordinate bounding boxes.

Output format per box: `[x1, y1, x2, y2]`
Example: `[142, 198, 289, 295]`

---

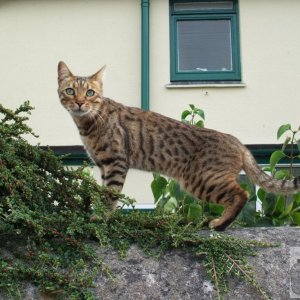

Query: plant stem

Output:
[191, 111, 195, 125]
[211, 257, 221, 300]
[226, 254, 270, 300]
[288, 131, 296, 180]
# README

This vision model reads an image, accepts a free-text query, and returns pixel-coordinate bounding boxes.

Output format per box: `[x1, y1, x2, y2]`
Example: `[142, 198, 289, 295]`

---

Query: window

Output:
[170, 0, 241, 82]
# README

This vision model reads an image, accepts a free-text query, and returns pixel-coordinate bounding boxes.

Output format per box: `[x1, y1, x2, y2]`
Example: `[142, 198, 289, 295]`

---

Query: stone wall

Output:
[4, 227, 300, 300]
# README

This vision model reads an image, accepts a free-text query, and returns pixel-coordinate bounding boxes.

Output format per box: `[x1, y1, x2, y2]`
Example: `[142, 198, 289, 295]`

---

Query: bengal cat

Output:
[57, 61, 300, 231]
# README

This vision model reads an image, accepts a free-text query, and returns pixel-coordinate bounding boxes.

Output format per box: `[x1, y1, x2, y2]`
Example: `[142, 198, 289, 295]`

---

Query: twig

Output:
[225, 254, 270, 300]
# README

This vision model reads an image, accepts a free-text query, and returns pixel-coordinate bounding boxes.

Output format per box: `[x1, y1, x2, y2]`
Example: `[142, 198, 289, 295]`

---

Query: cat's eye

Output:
[86, 89, 95, 97]
[65, 88, 75, 96]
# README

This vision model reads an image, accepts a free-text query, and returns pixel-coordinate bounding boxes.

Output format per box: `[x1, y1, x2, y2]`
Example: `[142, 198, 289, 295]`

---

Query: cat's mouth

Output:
[70, 107, 90, 117]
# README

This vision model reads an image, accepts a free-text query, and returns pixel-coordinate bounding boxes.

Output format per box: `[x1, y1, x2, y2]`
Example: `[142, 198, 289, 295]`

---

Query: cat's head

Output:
[57, 61, 106, 117]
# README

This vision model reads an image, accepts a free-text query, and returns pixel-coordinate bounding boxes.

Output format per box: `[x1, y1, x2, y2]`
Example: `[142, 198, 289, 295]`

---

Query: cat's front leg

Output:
[101, 162, 128, 211]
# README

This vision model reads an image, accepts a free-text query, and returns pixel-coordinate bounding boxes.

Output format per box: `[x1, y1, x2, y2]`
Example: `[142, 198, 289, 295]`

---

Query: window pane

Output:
[177, 19, 232, 72]
[174, 1, 233, 11]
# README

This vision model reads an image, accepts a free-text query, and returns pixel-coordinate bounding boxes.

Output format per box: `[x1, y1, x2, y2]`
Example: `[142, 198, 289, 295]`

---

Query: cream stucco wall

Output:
[0, 0, 141, 145]
[150, 0, 300, 144]
[1, 0, 300, 205]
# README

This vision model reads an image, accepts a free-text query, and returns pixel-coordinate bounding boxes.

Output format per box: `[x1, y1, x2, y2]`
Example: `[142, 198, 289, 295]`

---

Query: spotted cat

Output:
[57, 61, 300, 230]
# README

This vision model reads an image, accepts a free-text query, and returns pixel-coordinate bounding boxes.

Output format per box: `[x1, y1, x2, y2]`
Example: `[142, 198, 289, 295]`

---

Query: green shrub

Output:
[0, 102, 272, 299]
[0, 102, 114, 299]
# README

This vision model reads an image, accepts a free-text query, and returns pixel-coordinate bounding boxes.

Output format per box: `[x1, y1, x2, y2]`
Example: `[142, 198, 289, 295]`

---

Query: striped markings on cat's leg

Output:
[209, 183, 248, 231]
[101, 162, 128, 211]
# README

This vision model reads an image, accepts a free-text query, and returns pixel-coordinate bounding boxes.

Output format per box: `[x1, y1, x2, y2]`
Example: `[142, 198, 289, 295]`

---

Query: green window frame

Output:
[169, 0, 241, 82]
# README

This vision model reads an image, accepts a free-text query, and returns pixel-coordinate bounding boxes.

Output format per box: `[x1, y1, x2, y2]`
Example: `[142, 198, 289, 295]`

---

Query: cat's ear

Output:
[91, 65, 106, 83]
[58, 61, 73, 82]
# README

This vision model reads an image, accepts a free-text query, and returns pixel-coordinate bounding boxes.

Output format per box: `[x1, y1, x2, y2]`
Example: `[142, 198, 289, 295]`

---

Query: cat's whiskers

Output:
[86, 110, 104, 133]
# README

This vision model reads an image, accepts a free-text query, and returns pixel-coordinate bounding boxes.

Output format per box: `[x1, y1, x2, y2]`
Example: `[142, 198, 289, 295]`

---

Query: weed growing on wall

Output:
[0, 102, 272, 299]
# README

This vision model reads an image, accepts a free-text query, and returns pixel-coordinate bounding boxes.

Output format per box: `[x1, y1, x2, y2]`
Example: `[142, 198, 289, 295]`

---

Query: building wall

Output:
[0, 0, 141, 145]
[150, 0, 300, 144]
[0, 0, 299, 204]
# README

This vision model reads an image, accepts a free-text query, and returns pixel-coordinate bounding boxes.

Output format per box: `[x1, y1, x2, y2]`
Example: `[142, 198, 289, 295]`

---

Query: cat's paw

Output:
[209, 218, 226, 231]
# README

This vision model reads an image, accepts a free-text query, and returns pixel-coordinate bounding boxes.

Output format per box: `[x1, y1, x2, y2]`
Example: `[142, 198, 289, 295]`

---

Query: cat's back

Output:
[115, 100, 243, 154]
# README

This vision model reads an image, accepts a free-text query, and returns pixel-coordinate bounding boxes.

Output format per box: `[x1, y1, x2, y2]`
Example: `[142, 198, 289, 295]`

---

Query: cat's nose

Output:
[76, 102, 84, 108]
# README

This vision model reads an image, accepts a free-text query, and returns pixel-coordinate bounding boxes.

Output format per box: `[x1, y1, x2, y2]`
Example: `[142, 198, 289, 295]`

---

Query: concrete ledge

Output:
[2, 227, 300, 300]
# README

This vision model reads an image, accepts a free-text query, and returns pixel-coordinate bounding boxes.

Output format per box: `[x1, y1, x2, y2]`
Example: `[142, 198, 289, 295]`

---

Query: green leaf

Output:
[291, 212, 300, 225]
[275, 195, 285, 214]
[277, 124, 291, 140]
[151, 175, 168, 202]
[208, 203, 224, 216]
[269, 150, 286, 172]
[297, 139, 300, 152]
[156, 196, 170, 210]
[261, 166, 271, 172]
[164, 197, 178, 212]
[189, 104, 195, 110]
[181, 110, 191, 120]
[195, 120, 204, 128]
[274, 169, 289, 180]
[187, 203, 202, 222]
[194, 108, 205, 120]
[293, 192, 300, 206]
[257, 188, 266, 202]
[168, 179, 183, 200]
[272, 218, 285, 226]
[278, 200, 293, 219]
[183, 194, 198, 207]
[261, 193, 277, 216]
[281, 136, 291, 151]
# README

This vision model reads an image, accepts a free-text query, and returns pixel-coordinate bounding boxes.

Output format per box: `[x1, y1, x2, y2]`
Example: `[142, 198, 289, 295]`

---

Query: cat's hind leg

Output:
[209, 182, 248, 231]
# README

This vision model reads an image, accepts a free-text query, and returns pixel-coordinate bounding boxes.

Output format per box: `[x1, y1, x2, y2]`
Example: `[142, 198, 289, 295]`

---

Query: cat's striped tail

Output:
[242, 149, 300, 195]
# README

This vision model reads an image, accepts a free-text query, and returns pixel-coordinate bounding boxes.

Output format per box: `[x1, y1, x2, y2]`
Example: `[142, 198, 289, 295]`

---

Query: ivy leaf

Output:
[183, 193, 198, 205]
[151, 175, 168, 202]
[208, 203, 224, 216]
[195, 120, 205, 128]
[277, 124, 291, 140]
[269, 150, 286, 172]
[194, 108, 205, 120]
[187, 203, 202, 222]
[181, 110, 191, 120]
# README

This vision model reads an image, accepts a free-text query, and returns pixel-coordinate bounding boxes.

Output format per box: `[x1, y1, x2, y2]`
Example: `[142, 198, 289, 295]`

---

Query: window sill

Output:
[165, 81, 246, 89]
